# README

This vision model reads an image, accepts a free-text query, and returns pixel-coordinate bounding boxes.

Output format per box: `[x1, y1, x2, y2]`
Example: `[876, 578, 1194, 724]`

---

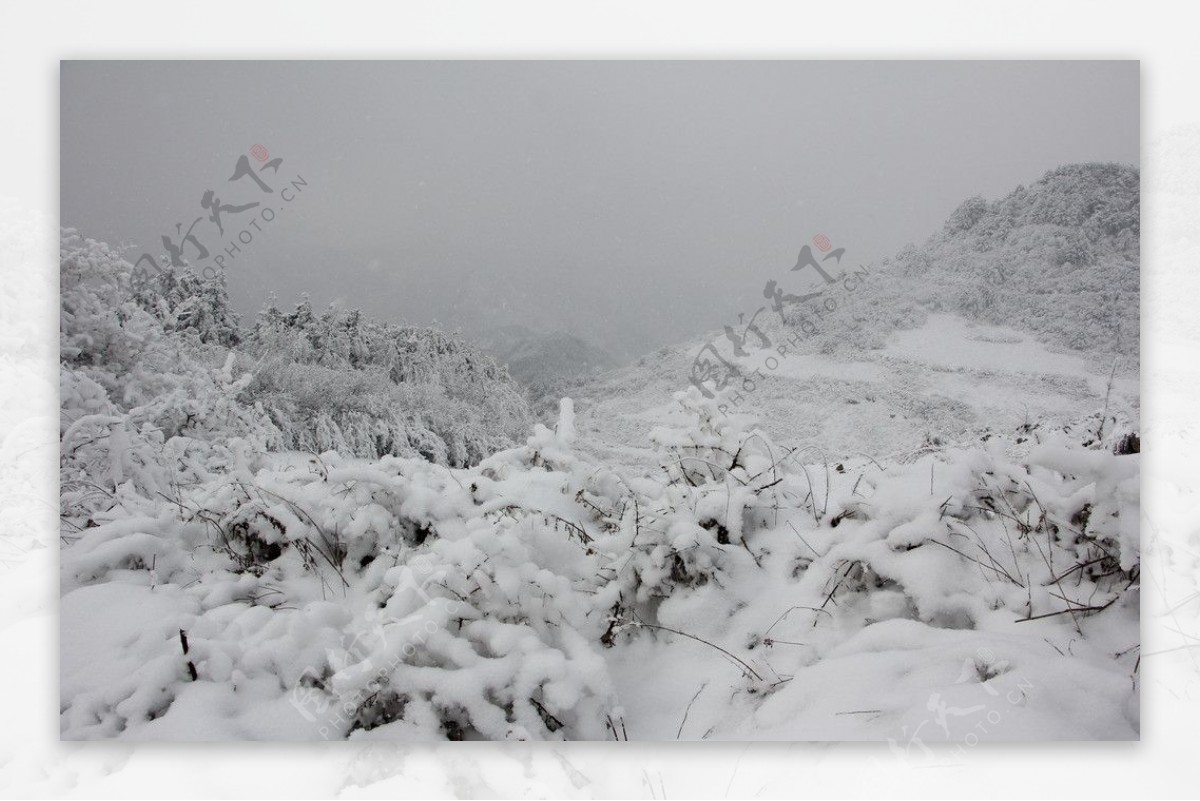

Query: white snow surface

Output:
[58, 228, 1139, 742]
[61, 312, 1141, 740]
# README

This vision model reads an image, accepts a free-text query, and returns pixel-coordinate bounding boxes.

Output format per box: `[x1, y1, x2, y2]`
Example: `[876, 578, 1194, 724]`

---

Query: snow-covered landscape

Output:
[59, 156, 1140, 742]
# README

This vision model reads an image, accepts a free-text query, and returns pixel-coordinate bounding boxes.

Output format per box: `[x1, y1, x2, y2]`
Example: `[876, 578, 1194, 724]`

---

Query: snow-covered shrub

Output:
[60, 233, 279, 525]
[61, 403, 622, 740]
[1054, 231, 1098, 268]
[944, 195, 989, 233]
[795, 412, 1140, 637]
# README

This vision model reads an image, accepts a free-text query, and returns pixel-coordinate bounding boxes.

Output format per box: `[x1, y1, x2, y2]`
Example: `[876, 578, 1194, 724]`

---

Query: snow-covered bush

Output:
[625, 389, 811, 594]
[144, 265, 243, 348]
[944, 195, 989, 233]
[61, 402, 623, 740]
[60, 232, 279, 525]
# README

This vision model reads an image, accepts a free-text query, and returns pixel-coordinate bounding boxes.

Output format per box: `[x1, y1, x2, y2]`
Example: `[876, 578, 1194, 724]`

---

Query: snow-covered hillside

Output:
[571, 163, 1139, 466]
[570, 311, 1136, 472]
[801, 162, 1139, 365]
[59, 164, 1139, 742]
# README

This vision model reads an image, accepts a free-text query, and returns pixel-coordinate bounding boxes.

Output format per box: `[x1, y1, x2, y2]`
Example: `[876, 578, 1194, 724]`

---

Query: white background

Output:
[2, 1, 1197, 797]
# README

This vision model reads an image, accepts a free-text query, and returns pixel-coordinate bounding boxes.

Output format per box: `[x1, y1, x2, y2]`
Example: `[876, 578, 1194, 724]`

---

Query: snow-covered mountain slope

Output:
[571, 162, 1139, 470]
[813, 162, 1139, 363]
[570, 311, 1137, 471]
[479, 324, 618, 413]
[485, 325, 618, 384]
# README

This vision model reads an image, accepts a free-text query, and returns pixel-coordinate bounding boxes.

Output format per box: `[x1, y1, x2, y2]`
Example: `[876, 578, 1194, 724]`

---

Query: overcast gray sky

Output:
[61, 61, 1138, 359]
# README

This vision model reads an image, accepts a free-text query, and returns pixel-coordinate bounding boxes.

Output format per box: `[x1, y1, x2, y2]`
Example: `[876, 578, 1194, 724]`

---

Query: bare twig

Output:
[676, 681, 709, 739]
[623, 620, 763, 681]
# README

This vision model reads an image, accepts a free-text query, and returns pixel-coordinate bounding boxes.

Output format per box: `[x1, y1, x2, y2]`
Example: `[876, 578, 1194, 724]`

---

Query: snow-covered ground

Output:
[573, 312, 1137, 466]
[55, 195, 1141, 742]
[60, 310, 1140, 741]
[567, 313, 1140, 742]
